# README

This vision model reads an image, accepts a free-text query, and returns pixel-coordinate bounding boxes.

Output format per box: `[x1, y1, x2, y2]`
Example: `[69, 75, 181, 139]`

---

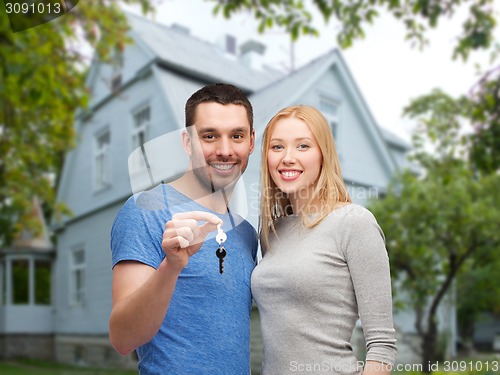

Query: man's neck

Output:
[170, 173, 234, 214]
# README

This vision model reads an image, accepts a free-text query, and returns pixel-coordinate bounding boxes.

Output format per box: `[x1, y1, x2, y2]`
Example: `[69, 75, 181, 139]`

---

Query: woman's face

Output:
[267, 117, 322, 210]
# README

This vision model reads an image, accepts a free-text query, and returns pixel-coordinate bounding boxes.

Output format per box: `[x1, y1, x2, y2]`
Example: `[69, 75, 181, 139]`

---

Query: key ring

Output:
[216, 223, 227, 245]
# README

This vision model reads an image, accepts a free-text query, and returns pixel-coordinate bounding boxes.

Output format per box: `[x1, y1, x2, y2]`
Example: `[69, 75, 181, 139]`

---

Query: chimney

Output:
[216, 34, 237, 56]
[240, 40, 266, 71]
[171, 23, 190, 35]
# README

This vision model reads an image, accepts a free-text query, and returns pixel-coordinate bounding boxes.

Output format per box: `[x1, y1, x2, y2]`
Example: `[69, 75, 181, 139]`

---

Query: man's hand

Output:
[162, 211, 222, 273]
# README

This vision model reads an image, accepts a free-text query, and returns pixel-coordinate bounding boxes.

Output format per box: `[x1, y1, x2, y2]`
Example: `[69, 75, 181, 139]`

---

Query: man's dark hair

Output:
[185, 83, 253, 131]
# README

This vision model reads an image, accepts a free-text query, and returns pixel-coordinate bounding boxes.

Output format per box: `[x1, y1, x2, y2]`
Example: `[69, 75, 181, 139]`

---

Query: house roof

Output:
[8, 197, 54, 252]
[379, 127, 412, 150]
[127, 13, 283, 92]
[250, 50, 339, 137]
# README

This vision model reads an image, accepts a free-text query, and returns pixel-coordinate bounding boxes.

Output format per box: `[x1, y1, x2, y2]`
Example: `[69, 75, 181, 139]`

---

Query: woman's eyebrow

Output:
[270, 137, 313, 142]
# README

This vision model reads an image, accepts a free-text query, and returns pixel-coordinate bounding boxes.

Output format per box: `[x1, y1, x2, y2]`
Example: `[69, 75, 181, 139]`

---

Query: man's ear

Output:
[181, 129, 192, 157]
[249, 129, 255, 154]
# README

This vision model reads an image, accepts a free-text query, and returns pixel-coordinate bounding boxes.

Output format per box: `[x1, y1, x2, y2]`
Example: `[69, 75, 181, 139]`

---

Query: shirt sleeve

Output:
[110, 193, 169, 270]
[341, 206, 397, 366]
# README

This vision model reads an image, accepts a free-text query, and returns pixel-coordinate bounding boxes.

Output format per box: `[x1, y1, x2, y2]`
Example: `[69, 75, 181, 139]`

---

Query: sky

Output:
[123, 0, 498, 143]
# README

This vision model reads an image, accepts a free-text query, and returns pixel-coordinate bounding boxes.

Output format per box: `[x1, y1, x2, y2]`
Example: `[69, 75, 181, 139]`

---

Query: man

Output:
[109, 83, 257, 374]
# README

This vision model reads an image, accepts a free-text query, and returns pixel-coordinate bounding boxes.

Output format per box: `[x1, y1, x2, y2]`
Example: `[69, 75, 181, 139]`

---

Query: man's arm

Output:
[109, 211, 221, 355]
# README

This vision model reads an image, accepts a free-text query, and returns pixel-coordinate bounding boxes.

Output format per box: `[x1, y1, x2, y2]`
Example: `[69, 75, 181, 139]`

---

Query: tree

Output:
[210, 0, 497, 60]
[456, 256, 500, 353]
[0, 0, 154, 246]
[368, 89, 500, 373]
[468, 66, 500, 173]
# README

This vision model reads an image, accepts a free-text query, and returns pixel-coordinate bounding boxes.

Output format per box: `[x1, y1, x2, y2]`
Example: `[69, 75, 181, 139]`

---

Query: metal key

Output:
[216, 245, 227, 274]
[216, 223, 227, 245]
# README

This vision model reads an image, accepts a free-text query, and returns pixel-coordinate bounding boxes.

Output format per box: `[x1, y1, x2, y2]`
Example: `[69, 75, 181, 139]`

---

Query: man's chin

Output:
[210, 176, 239, 192]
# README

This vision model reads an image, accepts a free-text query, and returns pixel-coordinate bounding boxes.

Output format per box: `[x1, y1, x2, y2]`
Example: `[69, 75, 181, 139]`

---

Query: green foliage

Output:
[468, 67, 500, 174]
[370, 162, 500, 313]
[369, 81, 500, 370]
[0, 0, 153, 247]
[208, 0, 496, 59]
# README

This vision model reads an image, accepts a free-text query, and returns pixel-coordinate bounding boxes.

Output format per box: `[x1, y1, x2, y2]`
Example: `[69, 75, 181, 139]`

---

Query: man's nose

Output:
[216, 138, 234, 157]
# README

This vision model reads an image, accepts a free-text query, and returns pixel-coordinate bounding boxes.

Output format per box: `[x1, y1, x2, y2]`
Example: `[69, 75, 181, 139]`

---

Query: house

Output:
[3, 12, 433, 368]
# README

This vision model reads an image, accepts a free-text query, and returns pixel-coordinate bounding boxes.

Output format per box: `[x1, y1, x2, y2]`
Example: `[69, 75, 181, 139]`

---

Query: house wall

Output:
[0, 334, 54, 360]
[58, 72, 178, 219]
[53, 202, 134, 367]
[89, 38, 155, 108]
[388, 144, 410, 171]
[54, 203, 122, 335]
[54, 334, 136, 368]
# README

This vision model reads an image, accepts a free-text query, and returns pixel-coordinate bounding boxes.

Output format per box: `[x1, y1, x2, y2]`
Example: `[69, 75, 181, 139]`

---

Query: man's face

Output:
[183, 102, 255, 192]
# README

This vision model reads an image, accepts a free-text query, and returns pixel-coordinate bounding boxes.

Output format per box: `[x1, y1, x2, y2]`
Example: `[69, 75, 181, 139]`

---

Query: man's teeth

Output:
[282, 171, 300, 177]
[212, 164, 234, 171]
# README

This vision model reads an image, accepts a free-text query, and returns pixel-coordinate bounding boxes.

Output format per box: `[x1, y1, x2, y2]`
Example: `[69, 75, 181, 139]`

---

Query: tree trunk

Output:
[459, 312, 476, 356]
[421, 317, 439, 374]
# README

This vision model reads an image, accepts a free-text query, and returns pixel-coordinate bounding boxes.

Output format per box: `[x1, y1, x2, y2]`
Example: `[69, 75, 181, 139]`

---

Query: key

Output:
[216, 223, 227, 245]
[216, 245, 226, 274]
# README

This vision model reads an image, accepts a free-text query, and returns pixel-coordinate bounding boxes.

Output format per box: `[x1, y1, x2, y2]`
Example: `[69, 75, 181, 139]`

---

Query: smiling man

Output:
[109, 83, 257, 374]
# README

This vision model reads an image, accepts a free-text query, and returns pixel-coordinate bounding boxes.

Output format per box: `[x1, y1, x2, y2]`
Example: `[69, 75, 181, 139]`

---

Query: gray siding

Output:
[58, 74, 177, 218]
[54, 203, 122, 334]
[89, 39, 155, 108]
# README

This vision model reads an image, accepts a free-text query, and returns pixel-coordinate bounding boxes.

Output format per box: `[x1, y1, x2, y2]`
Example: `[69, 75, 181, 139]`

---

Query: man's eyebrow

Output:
[231, 127, 250, 133]
[197, 127, 249, 134]
[197, 127, 217, 134]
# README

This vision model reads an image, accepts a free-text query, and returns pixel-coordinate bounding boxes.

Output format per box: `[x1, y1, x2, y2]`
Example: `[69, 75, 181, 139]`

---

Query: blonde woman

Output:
[251, 105, 397, 374]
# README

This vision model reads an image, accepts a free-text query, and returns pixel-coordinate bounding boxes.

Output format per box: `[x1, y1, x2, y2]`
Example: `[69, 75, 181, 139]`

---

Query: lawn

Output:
[0, 360, 137, 375]
[1, 356, 498, 375]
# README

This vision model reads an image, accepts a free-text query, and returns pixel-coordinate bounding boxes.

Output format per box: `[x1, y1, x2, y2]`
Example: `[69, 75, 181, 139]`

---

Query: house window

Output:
[12, 259, 29, 304]
[94, 130, 111, 190]
[70, 248, 85, 306]
[319, 96, 340, 139]
[132, 105, 150, 150]
[35, 259, 51, 305]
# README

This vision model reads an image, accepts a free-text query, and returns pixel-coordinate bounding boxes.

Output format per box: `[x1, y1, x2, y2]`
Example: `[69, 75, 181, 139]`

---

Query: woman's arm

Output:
[363, 360, 393, 375]
[342, 206, 398, 372]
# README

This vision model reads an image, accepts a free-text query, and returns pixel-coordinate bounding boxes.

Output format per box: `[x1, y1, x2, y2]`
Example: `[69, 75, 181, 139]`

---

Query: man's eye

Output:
[203, 134, 216, 140]
[233, 134, 244, 140]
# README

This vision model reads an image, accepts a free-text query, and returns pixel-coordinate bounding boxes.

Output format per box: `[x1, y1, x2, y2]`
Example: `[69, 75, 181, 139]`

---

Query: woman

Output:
[251, 105, 397, 374]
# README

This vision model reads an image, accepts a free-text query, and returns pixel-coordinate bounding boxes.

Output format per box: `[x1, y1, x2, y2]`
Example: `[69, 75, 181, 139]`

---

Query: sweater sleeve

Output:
[342, 206, 397, 366]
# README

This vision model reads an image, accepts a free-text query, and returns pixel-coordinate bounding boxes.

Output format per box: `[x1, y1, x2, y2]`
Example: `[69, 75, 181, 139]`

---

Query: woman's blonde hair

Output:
[260, 105, 351, 249]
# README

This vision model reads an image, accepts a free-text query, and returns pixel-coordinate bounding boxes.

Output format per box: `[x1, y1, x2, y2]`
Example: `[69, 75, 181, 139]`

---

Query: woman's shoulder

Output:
[327, 203, 374, 220]
[324, 203, 379, 232]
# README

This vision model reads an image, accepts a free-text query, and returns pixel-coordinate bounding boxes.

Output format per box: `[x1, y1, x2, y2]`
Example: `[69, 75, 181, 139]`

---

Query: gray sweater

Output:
[251, 204, 397, 374]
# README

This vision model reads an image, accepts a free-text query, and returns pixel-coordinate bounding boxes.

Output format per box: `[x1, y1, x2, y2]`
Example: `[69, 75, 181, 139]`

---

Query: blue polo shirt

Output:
[111, 184, 257, 374]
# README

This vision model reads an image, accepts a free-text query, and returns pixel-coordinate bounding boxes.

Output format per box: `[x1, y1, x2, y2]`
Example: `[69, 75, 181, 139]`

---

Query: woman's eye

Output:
[298, 144, 310, 149]
[271, 145, 283, 150]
